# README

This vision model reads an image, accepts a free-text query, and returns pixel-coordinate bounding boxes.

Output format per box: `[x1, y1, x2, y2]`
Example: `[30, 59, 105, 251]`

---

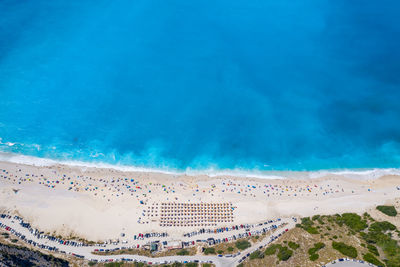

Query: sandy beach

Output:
[1, 160, 399, 242]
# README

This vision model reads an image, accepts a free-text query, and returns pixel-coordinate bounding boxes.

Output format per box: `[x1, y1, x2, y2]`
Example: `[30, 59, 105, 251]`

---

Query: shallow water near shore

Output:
[1, 0, 400, 172]
[1, 152, 400, 180]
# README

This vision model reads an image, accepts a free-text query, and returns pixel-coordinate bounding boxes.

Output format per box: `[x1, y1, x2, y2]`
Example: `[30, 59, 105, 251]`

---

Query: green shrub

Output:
[277, 246, 293, 261]
[363, 231, 390, 245]
[203, 247, 215, 255]
[362, 218, 399, 260]
[265, 244, 281, 255]
[377, 205, 398, 217]
[288, 241, 300, 250]
[309, 253, 319, 261]
[332, 241, 358, 258]
[177, 249, 190, 255]
[363, 253, 384, 266]
[334, 214, 344, 227]
[341, 213, 368, 232]
[378, 238, 400, 266]
[308, 242, 325, 261]
[370, 221, 396, 232]
[312, 215, 325, 224]
[363, 212, 375, 222]
[298, 217, 319, 234]
[308, 247, 316, 255]
[104, 263, 123, 267]
[227, 246, 234, 252]
[306, 227, 319, 234]
[186, 263, 198, 267]
[250, 250, 264, 260]
[312, 215, 320, 222]
[235, 240, 251, 250]
[367, 244, 379, 256]
[217, 250, 224, 254]
[302, 217, 313, 225]
[1, 233, 9, 238]
[308, 242, 325, 255]
[264, 244, 292, 261]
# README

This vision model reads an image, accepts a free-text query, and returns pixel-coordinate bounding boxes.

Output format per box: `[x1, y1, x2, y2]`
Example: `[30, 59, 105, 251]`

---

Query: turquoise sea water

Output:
[0, 0, 400, 172]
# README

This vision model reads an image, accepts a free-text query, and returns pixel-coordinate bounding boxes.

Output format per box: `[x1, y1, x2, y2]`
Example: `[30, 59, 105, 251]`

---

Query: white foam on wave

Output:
[0, 152, 58, 167]
[1, 151, 399, 180]
[0, 152, 289, 179]
[184, 167, 286, 179]
[0, 152, 179, 175]
[318, 168, 400, 179]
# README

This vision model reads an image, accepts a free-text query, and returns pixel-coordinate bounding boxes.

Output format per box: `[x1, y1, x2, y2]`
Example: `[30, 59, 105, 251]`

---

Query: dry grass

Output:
[208, 240, 239, 255]
[203, 233, 268, 256]
[92, 246, 197, 257]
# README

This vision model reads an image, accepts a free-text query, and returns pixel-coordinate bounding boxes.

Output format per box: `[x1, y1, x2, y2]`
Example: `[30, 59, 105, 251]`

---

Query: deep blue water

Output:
[0, 0, 400, 171]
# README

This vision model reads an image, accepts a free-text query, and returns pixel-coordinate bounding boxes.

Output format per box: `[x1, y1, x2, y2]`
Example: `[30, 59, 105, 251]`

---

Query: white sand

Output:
[1, 160, 399, 241]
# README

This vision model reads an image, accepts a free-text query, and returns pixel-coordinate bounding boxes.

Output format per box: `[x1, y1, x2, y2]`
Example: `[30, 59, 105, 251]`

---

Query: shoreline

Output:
[1, 151, 400, 180]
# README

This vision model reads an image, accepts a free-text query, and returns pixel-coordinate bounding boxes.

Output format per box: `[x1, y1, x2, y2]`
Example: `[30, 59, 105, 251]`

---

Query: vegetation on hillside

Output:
[203, 247, 215, 255]
[242, 211, 400, 267]
[339, 213, 368, 232]
[296, 217, 319, 234]
[332, 241, 358, 258]
[308, 242, 325, 261]
[288, 241, 300, 250]
[176, 249, 190, 256]
[376, 205, 398, 217]
[249, 250, 264, 260]
[235, 240, 251, 250]
[363, 253, 384, 267]
[263, 243, 294, 262]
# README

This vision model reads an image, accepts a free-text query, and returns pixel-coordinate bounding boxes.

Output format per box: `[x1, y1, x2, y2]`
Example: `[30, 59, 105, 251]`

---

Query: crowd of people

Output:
[1, 165, 368, 208]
